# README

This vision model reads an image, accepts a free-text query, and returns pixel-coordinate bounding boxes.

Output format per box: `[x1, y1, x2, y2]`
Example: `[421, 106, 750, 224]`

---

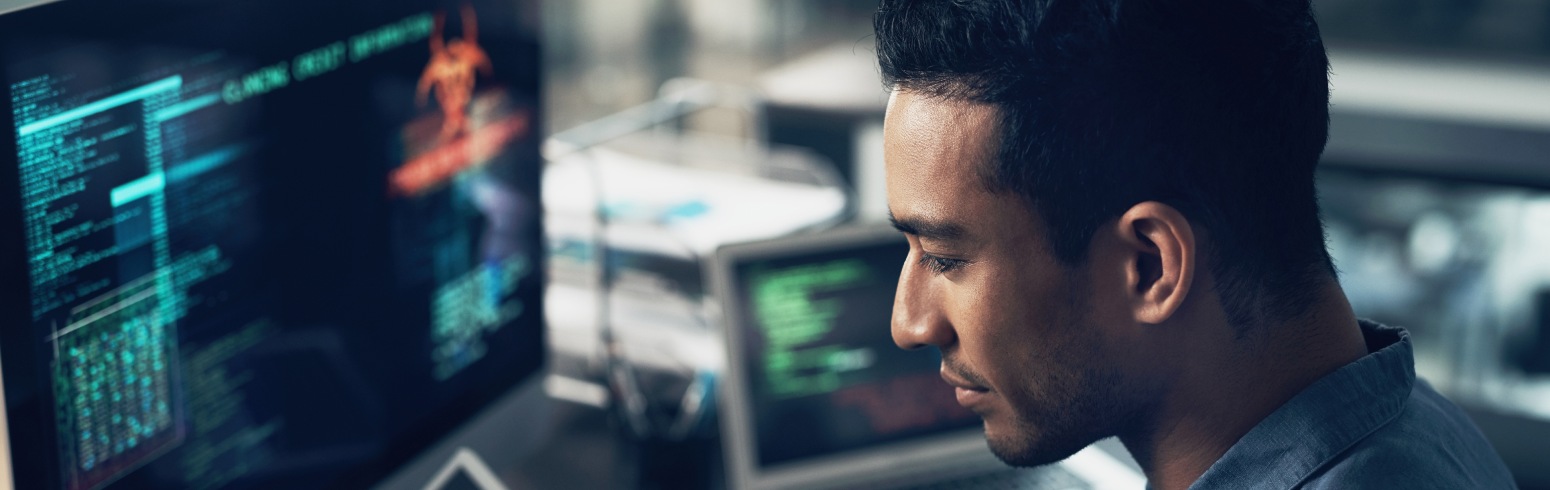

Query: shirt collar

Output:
[1185, 320, 1415, 489]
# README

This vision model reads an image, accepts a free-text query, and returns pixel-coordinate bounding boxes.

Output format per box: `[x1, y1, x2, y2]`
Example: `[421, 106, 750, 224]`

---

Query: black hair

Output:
[876, 0, 1336, 330]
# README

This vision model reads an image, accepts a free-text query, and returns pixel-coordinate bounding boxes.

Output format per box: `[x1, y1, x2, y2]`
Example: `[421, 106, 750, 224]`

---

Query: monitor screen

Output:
[0, 0, 544, 488]
[731, 237, 978, 469]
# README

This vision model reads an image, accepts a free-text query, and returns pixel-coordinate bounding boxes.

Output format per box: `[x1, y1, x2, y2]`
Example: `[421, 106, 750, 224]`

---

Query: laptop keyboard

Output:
[897, 466, 1091, 490]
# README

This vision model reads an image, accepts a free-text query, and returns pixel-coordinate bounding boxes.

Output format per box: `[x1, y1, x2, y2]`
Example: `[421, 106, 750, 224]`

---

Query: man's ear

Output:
[1114, 201, 1196, 325]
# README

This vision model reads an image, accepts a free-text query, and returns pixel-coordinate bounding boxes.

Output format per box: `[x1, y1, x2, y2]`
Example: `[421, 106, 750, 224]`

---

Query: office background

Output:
[538, 0, 1550, 488]
[0, 0, 1545, 488]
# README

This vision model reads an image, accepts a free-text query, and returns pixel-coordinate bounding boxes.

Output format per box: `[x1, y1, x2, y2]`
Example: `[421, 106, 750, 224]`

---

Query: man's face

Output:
[884, 90, 1148, 466]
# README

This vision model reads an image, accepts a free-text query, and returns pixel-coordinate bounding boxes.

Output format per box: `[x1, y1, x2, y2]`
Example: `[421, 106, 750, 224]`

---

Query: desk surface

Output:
[498, 391, 1147, 490]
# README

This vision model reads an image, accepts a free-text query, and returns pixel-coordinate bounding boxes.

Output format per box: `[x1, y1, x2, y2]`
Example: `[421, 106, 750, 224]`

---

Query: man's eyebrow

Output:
[887, 209, 966, 241]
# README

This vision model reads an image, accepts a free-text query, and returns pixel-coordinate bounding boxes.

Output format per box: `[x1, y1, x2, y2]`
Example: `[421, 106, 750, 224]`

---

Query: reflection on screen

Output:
[735, 240, 978, 468]
[2, 0, 542, 488]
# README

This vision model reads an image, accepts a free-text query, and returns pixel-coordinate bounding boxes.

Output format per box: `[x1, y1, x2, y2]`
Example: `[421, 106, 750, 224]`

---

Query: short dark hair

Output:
[876, 0, 1336, 330]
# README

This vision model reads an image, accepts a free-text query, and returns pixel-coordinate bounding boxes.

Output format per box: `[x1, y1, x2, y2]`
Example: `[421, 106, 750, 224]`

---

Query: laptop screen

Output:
[730, 237, 979, 468]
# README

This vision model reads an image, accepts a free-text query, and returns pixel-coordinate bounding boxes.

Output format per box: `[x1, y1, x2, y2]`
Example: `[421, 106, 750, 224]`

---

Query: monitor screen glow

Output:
[0, 0, 544, 488]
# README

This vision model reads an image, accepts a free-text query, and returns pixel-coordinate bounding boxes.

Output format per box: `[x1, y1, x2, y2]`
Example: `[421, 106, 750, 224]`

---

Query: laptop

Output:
[709, 226, 1146, 490]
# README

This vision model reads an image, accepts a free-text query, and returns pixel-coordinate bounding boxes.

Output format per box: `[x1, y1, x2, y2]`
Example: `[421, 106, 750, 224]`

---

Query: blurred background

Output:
[535, 0, 1550, 488]
[0, 0, 1547, 488]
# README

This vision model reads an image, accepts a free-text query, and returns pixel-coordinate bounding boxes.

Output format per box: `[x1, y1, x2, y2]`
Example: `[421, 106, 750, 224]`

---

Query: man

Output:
[876, 0, 1517, 488]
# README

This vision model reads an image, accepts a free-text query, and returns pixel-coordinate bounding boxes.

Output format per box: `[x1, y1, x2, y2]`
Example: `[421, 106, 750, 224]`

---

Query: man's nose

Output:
[892, 253, 955, 350]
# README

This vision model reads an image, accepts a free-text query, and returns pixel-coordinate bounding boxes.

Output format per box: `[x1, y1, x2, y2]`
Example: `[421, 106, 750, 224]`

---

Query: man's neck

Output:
[1120, 282, 1369, 490]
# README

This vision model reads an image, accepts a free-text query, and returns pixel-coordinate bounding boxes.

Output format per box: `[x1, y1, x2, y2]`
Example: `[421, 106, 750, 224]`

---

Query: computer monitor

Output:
[0, 0, 544, 488]
[725, 230, 976, 464]
[712, 227, 1000, 489]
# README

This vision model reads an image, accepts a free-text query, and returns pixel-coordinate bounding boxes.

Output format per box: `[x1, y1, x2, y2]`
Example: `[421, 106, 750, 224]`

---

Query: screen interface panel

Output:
[0, 0, 544, 488]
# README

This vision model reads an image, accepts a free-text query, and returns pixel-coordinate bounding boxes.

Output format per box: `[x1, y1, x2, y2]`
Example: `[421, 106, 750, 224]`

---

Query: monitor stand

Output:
[375, 368, 555, 490]
[423, 448, 507, 490]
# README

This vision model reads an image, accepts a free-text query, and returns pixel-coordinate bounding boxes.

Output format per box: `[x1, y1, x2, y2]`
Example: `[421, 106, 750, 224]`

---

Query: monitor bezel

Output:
[0, 352, 12, 490]
[0, 10, 30, 487]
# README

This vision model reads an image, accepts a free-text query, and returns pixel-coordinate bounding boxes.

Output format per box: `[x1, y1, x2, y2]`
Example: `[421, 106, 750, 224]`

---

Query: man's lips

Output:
[941, 368, 989, 408]
[940, 369, 988, 392]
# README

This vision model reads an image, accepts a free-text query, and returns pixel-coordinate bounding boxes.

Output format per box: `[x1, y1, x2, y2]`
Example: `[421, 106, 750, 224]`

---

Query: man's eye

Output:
[918, 254, 967, 275]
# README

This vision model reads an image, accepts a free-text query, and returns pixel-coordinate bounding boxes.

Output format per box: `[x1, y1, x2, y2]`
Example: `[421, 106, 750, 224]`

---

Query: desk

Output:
[494, 389, 1146, 490]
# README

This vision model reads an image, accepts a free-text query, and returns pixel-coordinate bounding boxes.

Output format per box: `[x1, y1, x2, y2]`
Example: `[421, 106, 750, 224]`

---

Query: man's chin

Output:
[983, 420, 1087, 468]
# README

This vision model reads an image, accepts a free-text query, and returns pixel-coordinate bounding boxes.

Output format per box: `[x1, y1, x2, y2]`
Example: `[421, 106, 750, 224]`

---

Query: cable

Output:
[576, 146, 653, 440]
[553, 78, 839, 442]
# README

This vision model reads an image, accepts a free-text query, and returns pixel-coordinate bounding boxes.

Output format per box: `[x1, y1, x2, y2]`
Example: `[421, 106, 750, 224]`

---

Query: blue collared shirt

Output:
[1187, 320, 1517, 489]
